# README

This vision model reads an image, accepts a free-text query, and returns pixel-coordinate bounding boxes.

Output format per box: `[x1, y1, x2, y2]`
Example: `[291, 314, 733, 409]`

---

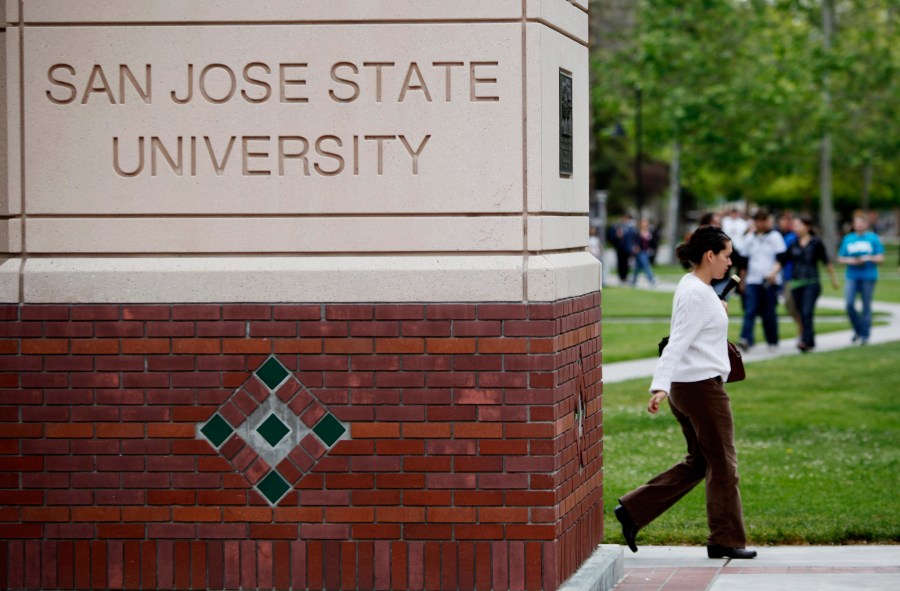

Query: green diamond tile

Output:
[312, 413, 346, 448]
[257, 414, 290, 448]
[257, 471, 290, 504]
[200, 414, 234, 448]
[255, 357, 289, 391]
[197, 354, 355, 503]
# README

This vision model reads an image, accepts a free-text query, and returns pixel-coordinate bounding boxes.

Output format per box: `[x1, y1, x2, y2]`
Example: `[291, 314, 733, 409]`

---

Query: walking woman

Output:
[614, 226, 757, 559]
[788, 216, 840, 352]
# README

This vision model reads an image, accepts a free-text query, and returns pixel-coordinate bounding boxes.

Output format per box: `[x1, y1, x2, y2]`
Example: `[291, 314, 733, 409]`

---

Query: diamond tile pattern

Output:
[255, 357, 289, 390]
[313, 413, 346, 448]
[197, 356, 349, 505]
[200, 414, 233, 448]
[257, 414, 290, 447]
[257, 471, 291, 505]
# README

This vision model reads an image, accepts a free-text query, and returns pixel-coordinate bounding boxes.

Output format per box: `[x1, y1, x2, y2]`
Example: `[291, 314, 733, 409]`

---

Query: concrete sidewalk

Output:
[612, 545, 900, 590]
[603, 289, 900, 384]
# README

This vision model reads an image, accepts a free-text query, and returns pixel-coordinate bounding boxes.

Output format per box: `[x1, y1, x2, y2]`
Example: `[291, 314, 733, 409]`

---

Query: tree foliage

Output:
[590, 0, 900, 223]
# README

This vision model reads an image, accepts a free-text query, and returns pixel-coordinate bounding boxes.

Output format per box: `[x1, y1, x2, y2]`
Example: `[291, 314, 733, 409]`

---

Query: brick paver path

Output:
[614, 564, 900, 590]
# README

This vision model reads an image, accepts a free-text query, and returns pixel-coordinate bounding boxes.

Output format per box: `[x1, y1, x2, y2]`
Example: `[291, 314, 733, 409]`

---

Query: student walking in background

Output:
[610, 214, 637, 285]
[631, 218, 657, 287]
[787, 216, 839, 352]
[777, 211, 801, 334]
[614, 226, 757, 560]
[737, 210, 786, 352]
[838, 213, 885, 345]
[722, 208, 749, 253]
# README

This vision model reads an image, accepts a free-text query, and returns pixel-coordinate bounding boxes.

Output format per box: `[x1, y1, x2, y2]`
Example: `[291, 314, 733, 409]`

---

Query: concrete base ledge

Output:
[2, 253, 602, 303]
[527, 252, 601, 302]
[558, 544, 624, 591]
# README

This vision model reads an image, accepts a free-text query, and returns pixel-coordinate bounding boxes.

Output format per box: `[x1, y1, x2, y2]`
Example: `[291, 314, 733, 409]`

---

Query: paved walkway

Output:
[601, 283, 900, 589]
[604, 285, 900, 384]
[613, 545, 900, 591]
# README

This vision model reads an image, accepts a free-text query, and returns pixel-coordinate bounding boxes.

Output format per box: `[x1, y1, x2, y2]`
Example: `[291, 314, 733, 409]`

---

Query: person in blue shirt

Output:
[837, 213, 885, 345]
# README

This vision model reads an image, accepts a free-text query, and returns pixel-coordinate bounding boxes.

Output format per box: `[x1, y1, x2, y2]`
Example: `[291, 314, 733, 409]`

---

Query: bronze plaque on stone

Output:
[559, 71, 573, 176]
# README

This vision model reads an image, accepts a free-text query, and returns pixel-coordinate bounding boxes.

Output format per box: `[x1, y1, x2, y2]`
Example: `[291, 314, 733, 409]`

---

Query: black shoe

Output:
[707, 544, 757, 559]
[614, 504, 638, 553]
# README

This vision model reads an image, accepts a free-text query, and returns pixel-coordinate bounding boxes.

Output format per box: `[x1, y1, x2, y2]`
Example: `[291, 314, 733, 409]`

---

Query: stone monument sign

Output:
[1, 2, 602, 589]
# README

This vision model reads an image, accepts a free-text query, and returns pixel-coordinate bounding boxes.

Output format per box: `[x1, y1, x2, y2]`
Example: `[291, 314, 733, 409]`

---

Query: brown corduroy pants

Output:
[620, 377, 748, 548]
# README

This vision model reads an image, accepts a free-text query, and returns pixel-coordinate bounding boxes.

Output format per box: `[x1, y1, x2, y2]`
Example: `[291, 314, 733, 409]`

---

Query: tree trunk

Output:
[819, 0, 838, 254]
[664, 140, 681, 263]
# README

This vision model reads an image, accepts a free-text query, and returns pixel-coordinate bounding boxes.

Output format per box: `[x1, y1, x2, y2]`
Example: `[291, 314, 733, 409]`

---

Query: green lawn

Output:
[600, 282, 879, 363]
[602, 318, 859, 364]
[602, 283, 852, 319]
[822, 275, 900, 304]
[602, 342, 900, 545]
[601, 288, 678, 318]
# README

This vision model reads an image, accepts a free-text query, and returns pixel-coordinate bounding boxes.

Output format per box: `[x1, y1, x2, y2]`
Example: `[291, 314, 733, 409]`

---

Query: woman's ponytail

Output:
[676, 225, 731, 268]
[675, 242, 696, 266]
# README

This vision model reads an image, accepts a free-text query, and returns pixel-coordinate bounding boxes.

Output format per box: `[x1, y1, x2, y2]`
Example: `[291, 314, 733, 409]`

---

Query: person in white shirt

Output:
[613, 226, 757, 560]
[721, 208, 750, 252]
[737, 210, 786, 351]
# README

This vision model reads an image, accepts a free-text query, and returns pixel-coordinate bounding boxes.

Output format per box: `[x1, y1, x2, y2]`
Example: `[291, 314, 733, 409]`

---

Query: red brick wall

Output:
[0, 293, 602, 590]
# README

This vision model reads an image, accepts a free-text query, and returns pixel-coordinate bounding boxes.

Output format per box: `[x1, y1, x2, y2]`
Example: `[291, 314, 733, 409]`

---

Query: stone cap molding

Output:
[2, 252, 601, 303]
[10, 1, 588, 45]
[21, 215, 587, 254]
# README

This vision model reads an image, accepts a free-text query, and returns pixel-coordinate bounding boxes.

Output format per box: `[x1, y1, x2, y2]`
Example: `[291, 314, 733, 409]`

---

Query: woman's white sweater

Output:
[650, 273, 730, 394]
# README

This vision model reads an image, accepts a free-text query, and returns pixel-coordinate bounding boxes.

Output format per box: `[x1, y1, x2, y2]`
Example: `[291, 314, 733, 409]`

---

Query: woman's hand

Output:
[648, 390, 668, 414]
